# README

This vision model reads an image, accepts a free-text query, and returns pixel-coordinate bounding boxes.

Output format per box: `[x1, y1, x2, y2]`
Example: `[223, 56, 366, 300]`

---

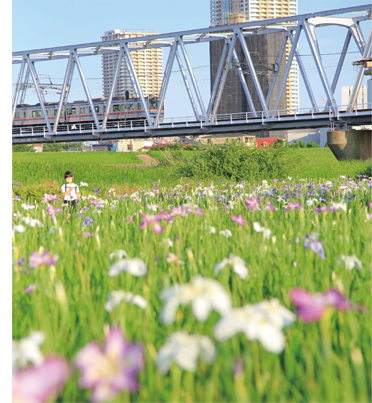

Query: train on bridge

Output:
[13, 96, 163, 129]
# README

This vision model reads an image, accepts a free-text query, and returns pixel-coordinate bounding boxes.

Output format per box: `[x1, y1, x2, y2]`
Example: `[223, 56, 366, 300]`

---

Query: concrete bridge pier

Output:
[327, 130, 372, 160]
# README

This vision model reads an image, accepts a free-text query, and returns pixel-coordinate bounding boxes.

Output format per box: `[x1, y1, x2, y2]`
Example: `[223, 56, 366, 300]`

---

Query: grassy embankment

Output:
[13, 148, 371, 201]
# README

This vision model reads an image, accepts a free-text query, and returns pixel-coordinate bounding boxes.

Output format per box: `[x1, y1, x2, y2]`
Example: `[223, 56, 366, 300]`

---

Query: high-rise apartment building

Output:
[210, 0, 299, 112]
[101, 30, 163, 98]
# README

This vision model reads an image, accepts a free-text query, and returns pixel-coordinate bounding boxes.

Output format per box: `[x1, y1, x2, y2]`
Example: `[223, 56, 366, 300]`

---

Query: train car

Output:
[13, 96, 163, 127]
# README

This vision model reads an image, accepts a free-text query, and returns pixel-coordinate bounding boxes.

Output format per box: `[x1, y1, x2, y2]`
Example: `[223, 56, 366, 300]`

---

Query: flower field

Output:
[12, 170, 371, 402]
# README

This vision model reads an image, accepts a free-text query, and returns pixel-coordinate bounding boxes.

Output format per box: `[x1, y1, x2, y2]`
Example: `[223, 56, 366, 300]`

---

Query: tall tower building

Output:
[101, 30, 163, 98]
[210, 0, 299, 114]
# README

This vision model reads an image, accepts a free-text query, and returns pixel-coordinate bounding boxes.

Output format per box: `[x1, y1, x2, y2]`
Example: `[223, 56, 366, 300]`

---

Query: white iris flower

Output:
[214, 254, 249, 280]
[13, 225, 26, 233]
[108, 258, 147, 277]
[214, 298, 296, 354]
[253, 222, 272, 239]
[156, 331, 215, 374]
[339, 255, 363, 271]
[159, 275, 232, 324]
[109, 249, 128, 261]
[12, 331, 45, 370]
[22, 217, 43, 228]
[104, 290, 147, 312]
[219, 229, 232, 238]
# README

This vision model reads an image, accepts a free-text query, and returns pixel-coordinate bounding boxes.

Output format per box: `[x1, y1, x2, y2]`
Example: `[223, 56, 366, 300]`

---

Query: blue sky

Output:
[11, 0, 372, 118]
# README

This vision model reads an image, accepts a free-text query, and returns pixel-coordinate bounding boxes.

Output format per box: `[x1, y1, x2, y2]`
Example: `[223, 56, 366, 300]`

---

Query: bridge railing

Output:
[12, 103, 371, 138]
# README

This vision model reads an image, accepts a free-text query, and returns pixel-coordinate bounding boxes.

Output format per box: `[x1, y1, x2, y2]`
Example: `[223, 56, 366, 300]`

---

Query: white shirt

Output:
[61, 183, 79, 201]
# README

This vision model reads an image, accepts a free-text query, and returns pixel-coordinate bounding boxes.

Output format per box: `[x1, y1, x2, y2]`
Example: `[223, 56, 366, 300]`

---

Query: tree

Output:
[12, 144, 35, 152]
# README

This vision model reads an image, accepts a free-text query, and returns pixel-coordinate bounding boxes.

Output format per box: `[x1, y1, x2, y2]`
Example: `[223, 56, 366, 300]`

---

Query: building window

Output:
[127, 144, 131, 151]
[244, 137, 248, 143]
[207, 139, 211, 144]
[32, 110, 42, 118]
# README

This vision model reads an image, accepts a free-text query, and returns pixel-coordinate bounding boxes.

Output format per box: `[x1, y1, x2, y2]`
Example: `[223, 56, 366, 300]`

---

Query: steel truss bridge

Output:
[12, 4, 372, 144]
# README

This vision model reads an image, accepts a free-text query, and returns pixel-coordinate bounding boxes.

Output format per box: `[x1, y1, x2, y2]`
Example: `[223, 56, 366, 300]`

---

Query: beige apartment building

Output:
[101, 30, 163, 98]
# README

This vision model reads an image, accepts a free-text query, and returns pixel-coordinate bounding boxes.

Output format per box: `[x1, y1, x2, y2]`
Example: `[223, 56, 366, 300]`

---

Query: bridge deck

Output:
[12, 108, 372, 144]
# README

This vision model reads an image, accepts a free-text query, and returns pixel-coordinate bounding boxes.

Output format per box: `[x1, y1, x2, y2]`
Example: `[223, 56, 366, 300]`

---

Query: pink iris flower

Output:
[41, 194, 60, 203]
[231, 214, 248, 226]
[290, 288, 354, 322]
[28, 251, 58, 269]
[285, 202, 303, 213]
[265, 202, 278, 211]
[89, 199, 103, 207]
[244, 197, 261, 211]
[46, 204, 62, 219]
[74, 326, 145, 402]
[140, 214, 163, 234]
[25, 284, 36, 294]
[13, 356, 70, 403]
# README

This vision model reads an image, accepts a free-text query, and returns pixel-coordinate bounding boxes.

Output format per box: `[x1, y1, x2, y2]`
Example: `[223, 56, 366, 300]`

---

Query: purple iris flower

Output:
[25, 284, 36, 294]
[28, 251, 58, 269]
[13, 195, 22, 201]
[304, 233, 325, 259]
[244, 197, 261, 211]
[313, 206, 329, 214]
[42, 194, 60, 203]
[290, 288, 354, 322]
[234, 358, 244, 376]
[74, 326, 144, 402]
[231, 214, 248, 226]
[83, 217, 96, 228]
[16, 257, 25, 266]
[46, 204, 62, 219]
[89, 200, 103, 208]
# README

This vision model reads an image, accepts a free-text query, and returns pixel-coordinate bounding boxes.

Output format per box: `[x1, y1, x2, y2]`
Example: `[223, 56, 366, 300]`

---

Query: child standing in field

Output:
[61, 171, 80, 218]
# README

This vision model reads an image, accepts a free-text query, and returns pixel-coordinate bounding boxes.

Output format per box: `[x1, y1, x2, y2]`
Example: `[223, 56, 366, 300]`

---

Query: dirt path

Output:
[137, 154, 159, 166]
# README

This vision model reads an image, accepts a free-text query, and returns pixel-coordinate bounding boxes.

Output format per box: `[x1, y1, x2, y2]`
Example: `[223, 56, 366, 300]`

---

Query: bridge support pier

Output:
[327, 130, 372, 160]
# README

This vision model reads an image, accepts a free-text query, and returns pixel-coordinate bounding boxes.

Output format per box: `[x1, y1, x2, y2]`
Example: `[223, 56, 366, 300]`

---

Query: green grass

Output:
[12, 152, 174, 197]
[283, 149, 371, 179]
[12, 151, 372, 402]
